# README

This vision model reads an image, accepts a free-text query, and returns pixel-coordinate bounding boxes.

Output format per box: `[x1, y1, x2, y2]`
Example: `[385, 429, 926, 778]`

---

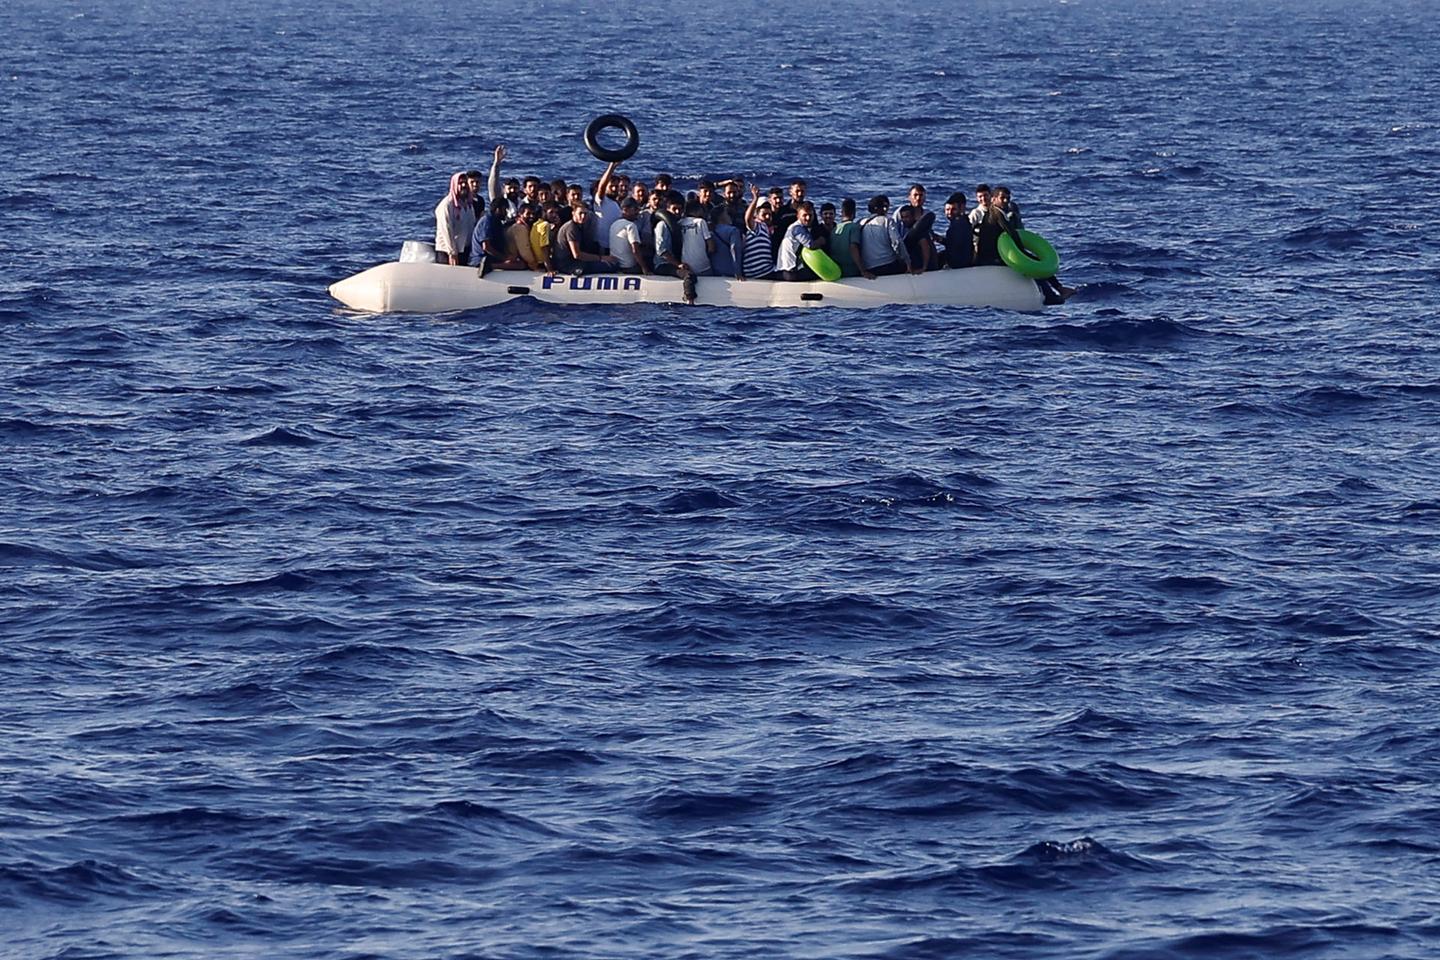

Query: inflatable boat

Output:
[329, 243, 1049, 313]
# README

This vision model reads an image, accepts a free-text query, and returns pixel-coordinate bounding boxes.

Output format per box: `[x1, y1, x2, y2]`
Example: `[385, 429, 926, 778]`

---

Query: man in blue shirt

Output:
[469, 198, 509, 275]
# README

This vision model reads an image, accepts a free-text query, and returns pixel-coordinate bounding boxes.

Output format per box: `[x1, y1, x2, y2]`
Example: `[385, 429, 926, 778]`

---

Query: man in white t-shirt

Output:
[608, 199, 648, 274]
[590, 161, 624, 254]
[969, 183, 992, 228]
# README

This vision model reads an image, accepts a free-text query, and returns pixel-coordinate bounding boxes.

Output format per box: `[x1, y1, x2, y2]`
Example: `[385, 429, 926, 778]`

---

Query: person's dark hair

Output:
[654, 173, 673, 188]
[975, 183, 991, 195]
[697, 179, 714, 191]
[796, 200, 814, 215]
[490, 198, 509, 214]
[542, 202, 561, 216]
[820, 202, 836, 214]
[868, 195, 890, 214]
[994, 185, 1011, 200]
[840, 197, 856, 218]
[621, 197, 639, 211]
[947, 192, 967, 206]
[464, 169, 482, 179]
[790, 178, 807, 189]
[685, 199, 705, 217]
[897, 204, 915, 217]
[666, 190, 686, 208]
[523, 176, 541, 188]
[504, 177, 520, 189]
[910, 183, 926, 193]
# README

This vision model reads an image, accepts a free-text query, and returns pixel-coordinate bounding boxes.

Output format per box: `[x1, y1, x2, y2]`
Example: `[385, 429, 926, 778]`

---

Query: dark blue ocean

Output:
[5, 0, 1440, 956]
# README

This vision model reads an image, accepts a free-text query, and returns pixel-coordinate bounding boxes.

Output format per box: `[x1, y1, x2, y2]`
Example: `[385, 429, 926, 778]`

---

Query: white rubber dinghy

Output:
[330, 259, 1046, 313]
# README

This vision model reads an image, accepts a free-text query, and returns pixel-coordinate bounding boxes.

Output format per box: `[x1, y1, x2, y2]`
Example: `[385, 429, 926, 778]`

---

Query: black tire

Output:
[583, 114, 639, 163]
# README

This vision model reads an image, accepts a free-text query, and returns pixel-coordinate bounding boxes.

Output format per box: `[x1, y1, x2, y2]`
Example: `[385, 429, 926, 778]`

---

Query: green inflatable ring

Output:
[998, 229, 1060, 278]
[801, 246, 842, 282]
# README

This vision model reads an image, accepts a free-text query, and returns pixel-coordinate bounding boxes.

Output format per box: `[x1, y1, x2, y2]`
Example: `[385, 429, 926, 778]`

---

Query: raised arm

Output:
[488, 145, 506, 204]
[744, 184, 762, 231]
[595, 161, 619, 207]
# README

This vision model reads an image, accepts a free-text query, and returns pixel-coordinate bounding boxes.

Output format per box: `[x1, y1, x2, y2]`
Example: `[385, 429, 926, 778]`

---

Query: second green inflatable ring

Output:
[998, 230, 1060, 278]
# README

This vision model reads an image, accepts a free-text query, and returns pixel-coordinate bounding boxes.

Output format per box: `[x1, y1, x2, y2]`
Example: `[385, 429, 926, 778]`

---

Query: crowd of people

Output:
[434, 146, 1070, 304]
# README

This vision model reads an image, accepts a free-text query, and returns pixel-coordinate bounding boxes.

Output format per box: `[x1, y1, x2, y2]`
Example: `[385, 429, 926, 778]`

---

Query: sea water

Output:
[4, 0, 1440, 956]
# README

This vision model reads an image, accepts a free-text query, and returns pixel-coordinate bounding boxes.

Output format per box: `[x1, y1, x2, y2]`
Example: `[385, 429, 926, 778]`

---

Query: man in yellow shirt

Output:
[506, 204, 542, 272]
[529, 203, 562, 276]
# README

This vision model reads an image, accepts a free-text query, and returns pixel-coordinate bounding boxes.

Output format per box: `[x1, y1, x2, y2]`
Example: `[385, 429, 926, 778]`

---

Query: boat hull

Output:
[328, 261, 1047, 313]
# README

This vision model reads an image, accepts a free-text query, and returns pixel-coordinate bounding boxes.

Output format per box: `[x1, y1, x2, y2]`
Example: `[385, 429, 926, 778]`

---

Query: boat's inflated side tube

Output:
[802, 247, 842, 282]
[998, 229, 1059, 278]
[584, 114, 640, 163]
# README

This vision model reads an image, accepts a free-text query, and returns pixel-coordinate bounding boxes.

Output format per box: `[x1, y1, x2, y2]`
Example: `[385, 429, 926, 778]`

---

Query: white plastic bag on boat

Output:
[399, 240, 435, 263]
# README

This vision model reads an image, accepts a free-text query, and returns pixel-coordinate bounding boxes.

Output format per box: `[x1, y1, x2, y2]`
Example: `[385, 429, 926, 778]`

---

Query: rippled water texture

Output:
[4, 0, 1440, 957]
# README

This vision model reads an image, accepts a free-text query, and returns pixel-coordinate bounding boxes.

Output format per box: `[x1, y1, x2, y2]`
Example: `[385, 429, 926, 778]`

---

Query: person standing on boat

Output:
[434, 172, 477, 266]
[652, 191, 697, 304]
[741, 185, 775, 281]
[852, 196, 911, 279]
[774, 200, 825, 282]
[591, 161, 624, 253]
